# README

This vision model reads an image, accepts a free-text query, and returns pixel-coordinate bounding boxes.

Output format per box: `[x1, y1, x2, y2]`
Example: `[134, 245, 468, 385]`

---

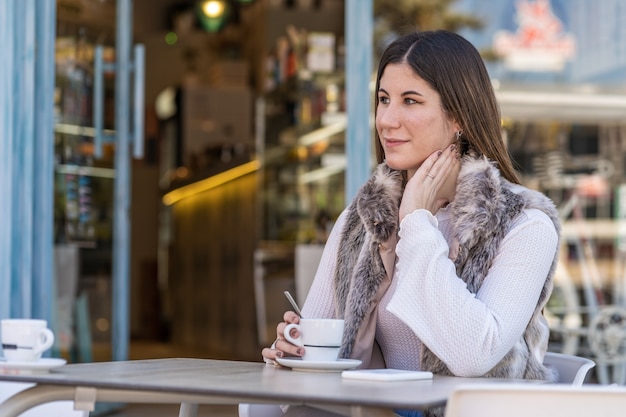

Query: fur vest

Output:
[333, 155, 560, 382]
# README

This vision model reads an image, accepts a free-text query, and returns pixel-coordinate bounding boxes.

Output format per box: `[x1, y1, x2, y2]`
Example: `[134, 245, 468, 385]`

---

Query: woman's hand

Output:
[399, 143, 460, 220]
[261, 311, 303, 364]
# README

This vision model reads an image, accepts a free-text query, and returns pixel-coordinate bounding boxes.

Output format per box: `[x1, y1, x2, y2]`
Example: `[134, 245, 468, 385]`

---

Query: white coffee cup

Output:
[283, 318, 344, 362]
[1, 319, 55, 362]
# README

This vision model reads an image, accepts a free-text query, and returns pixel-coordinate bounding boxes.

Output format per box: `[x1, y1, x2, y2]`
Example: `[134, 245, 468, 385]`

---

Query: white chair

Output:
[238, 403, 284, 417]
[444, 383, 626, 417]
[543, 351, 595, 385]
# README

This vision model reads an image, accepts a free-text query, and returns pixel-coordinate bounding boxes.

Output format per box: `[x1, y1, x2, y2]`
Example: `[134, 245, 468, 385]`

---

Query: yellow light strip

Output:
[162, 159, 260, 206]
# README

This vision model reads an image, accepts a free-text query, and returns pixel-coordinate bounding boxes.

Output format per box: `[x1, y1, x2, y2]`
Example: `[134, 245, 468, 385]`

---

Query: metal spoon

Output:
[284, 290, 304, 318]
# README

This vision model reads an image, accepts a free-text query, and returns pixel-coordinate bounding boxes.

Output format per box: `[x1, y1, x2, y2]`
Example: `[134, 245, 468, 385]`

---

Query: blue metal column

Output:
[0, 0, 55, 324]
[32, 0, 57, 324]
[0, 0, 16, 320]
[113, 0, 133, 361]
[11, 0, 36, 318]
[345, 0, 373, 202]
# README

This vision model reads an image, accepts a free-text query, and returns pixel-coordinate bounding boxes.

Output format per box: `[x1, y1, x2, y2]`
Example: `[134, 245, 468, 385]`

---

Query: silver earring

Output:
[455, 130, 463, 140]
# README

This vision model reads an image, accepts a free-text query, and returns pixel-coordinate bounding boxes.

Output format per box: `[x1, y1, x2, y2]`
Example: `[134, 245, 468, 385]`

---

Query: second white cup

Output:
[283, 318, 344, 362]
[1, 319, 55, 362]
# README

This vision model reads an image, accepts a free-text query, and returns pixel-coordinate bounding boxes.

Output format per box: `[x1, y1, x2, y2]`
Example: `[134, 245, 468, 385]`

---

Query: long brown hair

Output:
[374, 30, 520, 184]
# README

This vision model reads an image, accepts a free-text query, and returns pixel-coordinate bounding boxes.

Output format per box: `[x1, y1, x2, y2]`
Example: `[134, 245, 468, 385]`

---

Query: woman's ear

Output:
[448, 124, 461, 146]
[452, 120, 462, 135]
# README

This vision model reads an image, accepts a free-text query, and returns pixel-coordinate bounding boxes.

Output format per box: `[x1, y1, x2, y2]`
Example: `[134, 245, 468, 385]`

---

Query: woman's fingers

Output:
[262, 346, 279, 362]
[277, 311, 300, 339]
[275, 337, 303, 358]
[400, 143, 458, 219]
[262, 311, 304, 365]
[283, 311, 300, 324]
[419, 148, 443, 180]
[423, 143, 456, 181]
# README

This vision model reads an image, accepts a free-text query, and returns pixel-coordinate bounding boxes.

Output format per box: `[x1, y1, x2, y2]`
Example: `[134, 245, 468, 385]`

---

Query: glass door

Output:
[53, 0, 144, 365]
[54, 24, 115, 362]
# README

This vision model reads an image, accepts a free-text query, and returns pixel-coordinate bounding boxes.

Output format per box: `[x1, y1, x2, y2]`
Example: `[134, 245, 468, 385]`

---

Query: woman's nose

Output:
[377, 107, 400, 129]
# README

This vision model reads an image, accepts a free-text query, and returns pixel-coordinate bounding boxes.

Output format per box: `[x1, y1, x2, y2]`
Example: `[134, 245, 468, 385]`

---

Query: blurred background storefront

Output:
[48, 0, 353, 365]
[457, 0, 626, 384]
[3, 0, 626, 387]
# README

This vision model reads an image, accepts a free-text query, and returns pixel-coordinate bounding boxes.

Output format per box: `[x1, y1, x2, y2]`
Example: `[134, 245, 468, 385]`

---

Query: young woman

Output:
[261, 30, 560, 417]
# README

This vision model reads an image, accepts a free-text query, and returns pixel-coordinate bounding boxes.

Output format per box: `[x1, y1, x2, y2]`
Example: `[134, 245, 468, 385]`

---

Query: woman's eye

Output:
[378, 96, 389, 104]
[404, 98, 418, 105]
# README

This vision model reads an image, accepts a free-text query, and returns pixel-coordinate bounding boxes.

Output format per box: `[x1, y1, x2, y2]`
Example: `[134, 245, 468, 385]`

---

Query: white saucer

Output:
[276, 357, 362, 372]
[0, 358, 67, 375]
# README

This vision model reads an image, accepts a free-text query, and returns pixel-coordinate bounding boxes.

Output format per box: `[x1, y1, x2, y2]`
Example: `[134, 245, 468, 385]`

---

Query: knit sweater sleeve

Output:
[386, 207, 559, 377]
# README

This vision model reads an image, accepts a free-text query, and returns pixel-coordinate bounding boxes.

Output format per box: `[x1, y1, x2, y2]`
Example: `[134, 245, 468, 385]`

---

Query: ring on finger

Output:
[427, 174, 435, 179]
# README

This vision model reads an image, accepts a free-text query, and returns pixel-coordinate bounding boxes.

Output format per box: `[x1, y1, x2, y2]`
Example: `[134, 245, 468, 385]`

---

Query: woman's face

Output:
[376, 62, 459, 177]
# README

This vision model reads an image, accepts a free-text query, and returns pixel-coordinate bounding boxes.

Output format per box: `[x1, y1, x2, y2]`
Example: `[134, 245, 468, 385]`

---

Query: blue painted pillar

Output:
[345, 0, 373, 202]
[112, 0, 133, 361]
[0, 0, 55, 324]
[0, 0, 16, 321]
[32, 0, 57, 323]
[12, 0, 36, 318]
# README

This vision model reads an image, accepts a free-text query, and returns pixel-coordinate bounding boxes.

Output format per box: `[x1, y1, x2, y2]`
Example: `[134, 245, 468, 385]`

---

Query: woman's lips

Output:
[384, 138, 408, 147]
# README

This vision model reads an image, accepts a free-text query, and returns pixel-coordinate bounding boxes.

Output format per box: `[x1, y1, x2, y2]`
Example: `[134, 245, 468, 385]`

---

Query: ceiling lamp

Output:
[196, 0, 230, 32]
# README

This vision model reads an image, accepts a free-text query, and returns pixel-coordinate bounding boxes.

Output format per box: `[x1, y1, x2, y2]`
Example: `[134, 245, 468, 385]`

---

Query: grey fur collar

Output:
[334, 154, 560, 382]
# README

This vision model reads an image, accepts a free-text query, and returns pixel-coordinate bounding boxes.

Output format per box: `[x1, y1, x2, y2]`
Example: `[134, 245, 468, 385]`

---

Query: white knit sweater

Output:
[301, 189, 559, 377]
